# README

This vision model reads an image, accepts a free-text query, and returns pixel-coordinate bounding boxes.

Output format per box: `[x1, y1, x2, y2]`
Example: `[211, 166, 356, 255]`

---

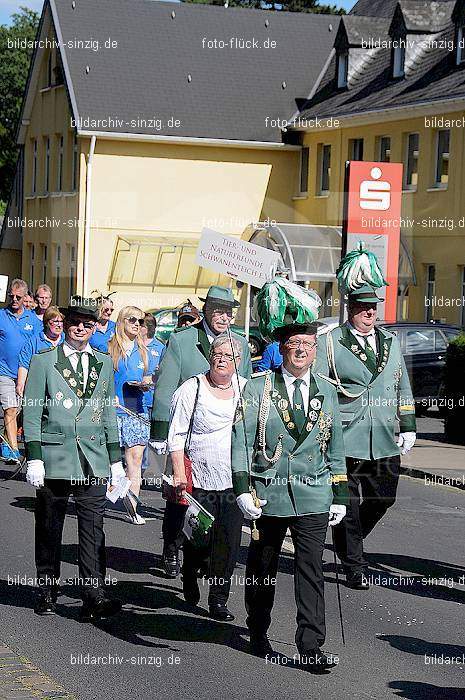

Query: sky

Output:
[0, 0, 356, 26]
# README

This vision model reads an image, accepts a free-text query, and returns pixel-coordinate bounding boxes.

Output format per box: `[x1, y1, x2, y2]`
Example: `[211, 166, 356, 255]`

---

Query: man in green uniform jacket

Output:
[316, 284, 416, 589]
[150, 286, 252, 576]
[231, 321, 348, 671]
[23, 299, 124, 621]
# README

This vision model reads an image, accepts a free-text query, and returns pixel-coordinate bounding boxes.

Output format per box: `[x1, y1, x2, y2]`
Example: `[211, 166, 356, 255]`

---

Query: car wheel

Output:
[248, 337, 261, 357]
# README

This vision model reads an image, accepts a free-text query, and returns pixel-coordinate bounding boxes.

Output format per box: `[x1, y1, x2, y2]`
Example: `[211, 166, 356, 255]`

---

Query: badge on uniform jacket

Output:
[310, 398, 321, 410]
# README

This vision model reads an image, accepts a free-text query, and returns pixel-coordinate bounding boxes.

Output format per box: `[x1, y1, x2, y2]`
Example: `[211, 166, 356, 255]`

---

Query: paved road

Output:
[0, 462, 464, 700]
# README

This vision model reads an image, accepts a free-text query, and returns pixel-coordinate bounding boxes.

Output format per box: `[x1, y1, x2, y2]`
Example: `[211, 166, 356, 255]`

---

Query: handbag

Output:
[162, 376, 201, 505]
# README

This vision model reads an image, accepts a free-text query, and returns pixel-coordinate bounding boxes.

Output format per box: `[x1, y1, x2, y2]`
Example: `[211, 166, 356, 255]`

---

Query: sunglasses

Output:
[49, 319, 64, 325]
[126, 317, 145, 325]
[8, 293, 24, 300]
[67, 318, 95, 330]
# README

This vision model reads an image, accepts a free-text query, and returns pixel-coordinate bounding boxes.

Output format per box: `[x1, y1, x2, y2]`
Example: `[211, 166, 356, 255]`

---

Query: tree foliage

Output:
[182, 0, 345, 14]
[0, 6, 40, 210]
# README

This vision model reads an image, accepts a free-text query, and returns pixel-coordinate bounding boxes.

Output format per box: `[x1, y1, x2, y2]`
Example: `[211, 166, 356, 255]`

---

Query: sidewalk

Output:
[400, 437, 465, 491]
[0, 642, 75, 700]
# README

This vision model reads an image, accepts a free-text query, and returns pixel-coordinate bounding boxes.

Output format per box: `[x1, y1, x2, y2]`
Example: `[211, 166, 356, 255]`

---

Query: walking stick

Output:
[330, 526, 346, 645]
[226, 326, 259, 540]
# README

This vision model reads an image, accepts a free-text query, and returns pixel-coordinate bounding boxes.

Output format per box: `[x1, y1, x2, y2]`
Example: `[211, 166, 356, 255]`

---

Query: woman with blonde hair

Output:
[90, 297, 116, 352]
[108, 306, 152, 524]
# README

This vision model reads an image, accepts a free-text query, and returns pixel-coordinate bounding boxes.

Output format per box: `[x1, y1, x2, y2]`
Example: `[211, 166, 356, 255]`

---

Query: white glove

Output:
[397, 432, 416, 455]
[26, 460, 45, 488]
[236, 493, 267, 520]
[149, 440, 167, 455]
[110, 460, 126, 485]
[328, 504, 346, 527]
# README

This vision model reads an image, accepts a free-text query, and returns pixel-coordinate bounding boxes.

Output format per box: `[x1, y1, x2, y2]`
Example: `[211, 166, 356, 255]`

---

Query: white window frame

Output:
[377, 136, 391, 162]
[44, 137, 50, 193]
[32, 139, 37, 194]
[337, 52, 348, 88]
[456, 26, 465, 65]
[29, 244, 35, 292]
[57, 135, 63, 191]
[425, 264, 435, 322]
[404, 133, 419, 191]
[69, 245, 76, 298]
[434, 129, 450, 188]
[299, 146, 309, 194]
[349, 138, 364, 161]
[55, 244, 61, 303]
[393, 44, 405, 78]
[318, 144, 331, 195]
[72, 134, 78, 191]
[42, 244, 48, 285]
[461, 267, 465, 326]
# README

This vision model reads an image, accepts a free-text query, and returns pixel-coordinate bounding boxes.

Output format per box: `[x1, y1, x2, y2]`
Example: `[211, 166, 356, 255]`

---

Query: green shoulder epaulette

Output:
[251, 370, 271, 378]
[93, 347, 109, 355]
[38, 346, 56, 354]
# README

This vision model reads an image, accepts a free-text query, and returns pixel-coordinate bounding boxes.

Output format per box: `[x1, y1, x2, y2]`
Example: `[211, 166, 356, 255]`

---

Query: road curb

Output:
[400, 465, 465, 491]
[0, 642, 76, 700]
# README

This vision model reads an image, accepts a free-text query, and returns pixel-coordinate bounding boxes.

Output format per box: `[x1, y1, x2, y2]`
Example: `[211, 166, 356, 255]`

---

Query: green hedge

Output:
[444, 333, 465, 444]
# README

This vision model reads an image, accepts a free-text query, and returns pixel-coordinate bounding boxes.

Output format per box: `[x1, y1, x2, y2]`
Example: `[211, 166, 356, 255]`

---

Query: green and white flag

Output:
[182, 492, 215, 546]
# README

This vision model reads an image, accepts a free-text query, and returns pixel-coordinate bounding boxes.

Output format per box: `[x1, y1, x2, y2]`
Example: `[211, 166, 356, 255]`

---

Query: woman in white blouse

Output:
[168, 334, 246, 622]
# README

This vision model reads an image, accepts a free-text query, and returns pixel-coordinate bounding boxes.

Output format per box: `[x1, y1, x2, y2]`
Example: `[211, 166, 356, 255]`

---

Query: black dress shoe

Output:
[162, 554, 180, 578]
[208, 603, 234, 621]
[346, 570, 370, 590]
[250, 634, 278, 659]
[79, 594, 122, 623]
[299, 649, 338, 672]
[34, 590, 56, 616]
[182, 573, 200, 606]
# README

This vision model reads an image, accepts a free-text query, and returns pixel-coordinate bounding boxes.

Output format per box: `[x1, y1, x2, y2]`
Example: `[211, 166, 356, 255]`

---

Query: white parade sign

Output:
[195, 228, 280, 289]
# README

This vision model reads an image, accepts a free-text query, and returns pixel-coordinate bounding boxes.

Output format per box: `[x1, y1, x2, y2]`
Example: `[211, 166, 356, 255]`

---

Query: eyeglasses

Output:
[285, 340, 317, 350]
[49, 319, 64, 325]
[126, 317, 145, 325]
[211, 308, 233, 318]
[211, 352, 238, 362]
[8, 293, 24, 300]
[67, 318, 95, 330]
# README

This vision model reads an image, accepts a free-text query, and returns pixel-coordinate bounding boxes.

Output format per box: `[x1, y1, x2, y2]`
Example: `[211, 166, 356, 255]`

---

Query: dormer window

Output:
[337, 52, 348, 88]
[392, 42, 405, 77]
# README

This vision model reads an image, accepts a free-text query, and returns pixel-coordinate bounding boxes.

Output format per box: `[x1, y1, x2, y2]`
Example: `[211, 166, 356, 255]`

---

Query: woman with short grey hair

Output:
[167, 334, 246, 621]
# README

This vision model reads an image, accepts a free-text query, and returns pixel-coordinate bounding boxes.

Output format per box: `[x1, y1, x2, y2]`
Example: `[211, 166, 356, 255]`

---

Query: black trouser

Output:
[182, 488, 243, 606]
[245, 513, 328, 654]
[162, 501, 188, 557]
[333, 455, 400, 574]
[35, 454, 107, 602]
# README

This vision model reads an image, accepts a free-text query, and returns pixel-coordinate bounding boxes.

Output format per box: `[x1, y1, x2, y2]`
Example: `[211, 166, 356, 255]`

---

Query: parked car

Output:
[317, 317, 462, 412]
[147, 307, 266, 357]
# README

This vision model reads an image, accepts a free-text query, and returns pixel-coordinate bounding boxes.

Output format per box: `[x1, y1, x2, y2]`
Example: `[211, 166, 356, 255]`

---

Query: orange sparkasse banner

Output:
[345, 161, 403, 322]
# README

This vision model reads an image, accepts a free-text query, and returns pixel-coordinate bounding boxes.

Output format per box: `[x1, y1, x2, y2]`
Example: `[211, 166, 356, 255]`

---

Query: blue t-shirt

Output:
[256, 341, 283, 372]
[143, 337, 166, 410]
[0, 307, 40, 378]
[113, 344, 148, 416]
[18, 331, 65, 370]
[89, 320, 116, 352]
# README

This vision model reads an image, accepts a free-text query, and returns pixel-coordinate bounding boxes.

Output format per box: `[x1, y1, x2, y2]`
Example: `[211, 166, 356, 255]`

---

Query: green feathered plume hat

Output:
[336, 241, 388, 300]
[253, 277, 322, 342]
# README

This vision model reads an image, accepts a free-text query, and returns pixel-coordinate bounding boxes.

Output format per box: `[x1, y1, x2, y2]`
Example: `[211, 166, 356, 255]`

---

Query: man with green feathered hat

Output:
[316, 242, 416, 591]
[231, 277, 348, 671]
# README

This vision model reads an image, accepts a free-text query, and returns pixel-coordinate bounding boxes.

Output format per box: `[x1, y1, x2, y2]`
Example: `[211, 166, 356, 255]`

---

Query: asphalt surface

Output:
[0, 456, 464, 700]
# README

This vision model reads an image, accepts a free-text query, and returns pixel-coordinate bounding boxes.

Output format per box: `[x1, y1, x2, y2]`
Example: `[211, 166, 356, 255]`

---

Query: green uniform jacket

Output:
[150, 323, 252, 440]
[23, 345, 120, 480]
[315, 324, 416, 461]
[231, 369, 348, 517]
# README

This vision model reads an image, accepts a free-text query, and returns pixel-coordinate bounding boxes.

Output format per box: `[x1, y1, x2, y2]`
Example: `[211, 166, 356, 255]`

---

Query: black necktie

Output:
[293, 378, 306, 432]
[76, 352, 85, 392]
